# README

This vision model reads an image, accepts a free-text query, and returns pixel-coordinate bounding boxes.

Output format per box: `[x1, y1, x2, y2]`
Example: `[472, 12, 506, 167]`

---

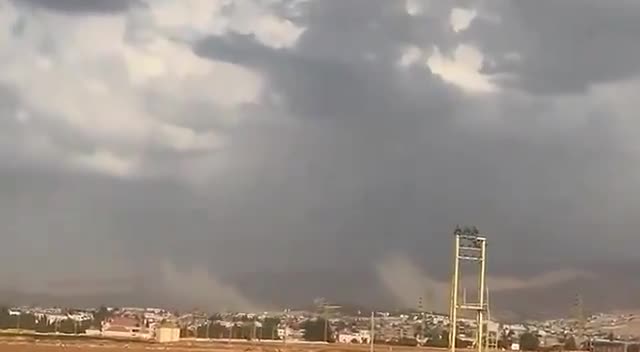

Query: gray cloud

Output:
[470, 1, 640, 94]
[12, 0, 141, 13]
[1, 0, 640, 315]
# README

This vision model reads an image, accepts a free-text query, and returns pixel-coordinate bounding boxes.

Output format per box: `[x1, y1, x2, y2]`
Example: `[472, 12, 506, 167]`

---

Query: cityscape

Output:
[2, 302, 640, 350]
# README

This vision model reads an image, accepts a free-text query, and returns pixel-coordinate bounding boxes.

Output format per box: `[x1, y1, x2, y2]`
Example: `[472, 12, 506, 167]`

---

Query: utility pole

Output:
[281, 313, 287, 345]
[449, 226, 488, 352]
[573, 293, 586, 340]
[252, 321, 257, 342]
[370, 312, 375, 352]
[418, 295, 425, 343]
[320, 302, 340, 343]
[324, 314, 328, 342]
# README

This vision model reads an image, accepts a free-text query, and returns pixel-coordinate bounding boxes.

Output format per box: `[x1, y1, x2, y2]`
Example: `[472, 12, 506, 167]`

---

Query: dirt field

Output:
[0, 337, 451, 352]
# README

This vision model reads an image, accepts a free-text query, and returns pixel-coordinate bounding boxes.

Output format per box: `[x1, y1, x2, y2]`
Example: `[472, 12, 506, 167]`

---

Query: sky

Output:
[1, 0, 640, 314]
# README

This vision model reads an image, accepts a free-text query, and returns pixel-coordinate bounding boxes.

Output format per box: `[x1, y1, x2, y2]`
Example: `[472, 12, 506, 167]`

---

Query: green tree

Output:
[260, 318, 281, 340]
[34, 319, 54, 333]
[564, 336, 577, 350]
[209, 313, 224, 321]
[302, 318, 334, 342]
[426, 329, 449, 348]
[499, 330, 514, 350]
[196, 324, 209, 338]
[519, 332, 540, 351]
[58, 319, 81, 334]
[0, 307, 9, 329]
[208, 322, 227, 339]
[92, 306, 111, 328]
[17, 313, 36, 330]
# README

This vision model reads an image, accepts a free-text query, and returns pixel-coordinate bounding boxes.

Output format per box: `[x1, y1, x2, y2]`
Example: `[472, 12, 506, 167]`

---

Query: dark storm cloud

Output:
[12, 0, 140, 13]
[2, 0, 640, 314]
[192, 0, 640, 279]
[194, 20, 461, 276]
[468, 0, 640, 94]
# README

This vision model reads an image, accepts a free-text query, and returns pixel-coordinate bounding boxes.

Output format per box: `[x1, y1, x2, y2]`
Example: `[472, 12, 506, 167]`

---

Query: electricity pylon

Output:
[449, 226, 488, 352]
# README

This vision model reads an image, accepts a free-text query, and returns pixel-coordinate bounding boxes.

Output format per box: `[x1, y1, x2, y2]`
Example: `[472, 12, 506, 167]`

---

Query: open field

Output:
[0, 336, 452, 352]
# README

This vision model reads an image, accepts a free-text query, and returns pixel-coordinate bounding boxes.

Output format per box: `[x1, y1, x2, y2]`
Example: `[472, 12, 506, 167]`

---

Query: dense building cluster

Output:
[1, 305, 640, 350]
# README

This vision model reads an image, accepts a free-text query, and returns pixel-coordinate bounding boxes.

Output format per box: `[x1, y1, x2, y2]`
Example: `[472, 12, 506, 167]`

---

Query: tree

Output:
[180, 327, 195, 338]
[209, 313, 224, 321]
[260, 318, 281, 340]
[426, 329, 449, 348]
[92, 306, 111, 328]
[17, 313, 36, 330]
[35, 319, 55, 333]
[208, 323, 227, 339]
[0, 310, 11, 330]
[520, 332, 540, 351]
[302, 318, 334, 342]
[499, 330, 513, 350]
[58, 319, 79, 334]
[564, 336, 577, 350]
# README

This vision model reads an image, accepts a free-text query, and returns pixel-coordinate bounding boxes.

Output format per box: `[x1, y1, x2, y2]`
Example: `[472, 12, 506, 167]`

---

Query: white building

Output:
[338, 330, 371, 344]
[278, 327, 305, 341]
[156, 326, 181, 343]
[101, 317, 152, 340]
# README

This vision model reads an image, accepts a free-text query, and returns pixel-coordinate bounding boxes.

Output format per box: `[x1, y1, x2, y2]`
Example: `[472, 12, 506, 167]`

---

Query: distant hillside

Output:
[229, 266, 640, 320]
[492, 275, 640, 321]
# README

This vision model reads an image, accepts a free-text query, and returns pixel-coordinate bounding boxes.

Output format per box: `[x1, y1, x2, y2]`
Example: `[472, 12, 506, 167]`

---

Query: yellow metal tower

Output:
[485, 285, 498, 351]
[449, 226, 488, 352]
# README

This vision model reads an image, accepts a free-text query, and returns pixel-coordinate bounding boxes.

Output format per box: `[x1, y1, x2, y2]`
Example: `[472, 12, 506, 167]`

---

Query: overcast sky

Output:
[1, 0, 640, 312]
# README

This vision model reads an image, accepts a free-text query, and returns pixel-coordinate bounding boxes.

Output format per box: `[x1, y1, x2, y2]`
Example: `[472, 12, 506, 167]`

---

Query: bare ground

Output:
[0, 337, 452, 352]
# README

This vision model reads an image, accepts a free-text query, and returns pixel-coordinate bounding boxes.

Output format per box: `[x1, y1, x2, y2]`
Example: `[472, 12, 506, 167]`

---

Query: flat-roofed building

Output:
[156, 323, 180, 343]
